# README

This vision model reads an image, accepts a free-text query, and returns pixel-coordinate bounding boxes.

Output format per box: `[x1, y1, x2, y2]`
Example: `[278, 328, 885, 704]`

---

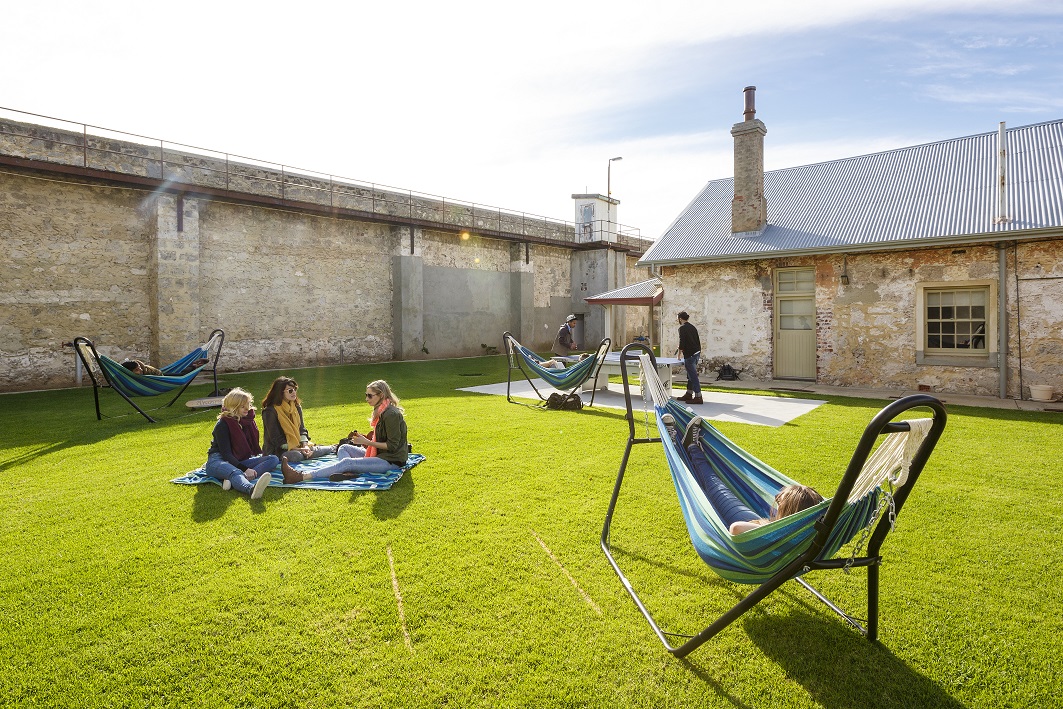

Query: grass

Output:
[2, 356, 1061, 708]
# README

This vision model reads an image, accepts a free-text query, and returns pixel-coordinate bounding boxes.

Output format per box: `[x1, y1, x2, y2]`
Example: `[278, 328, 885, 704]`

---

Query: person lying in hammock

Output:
[665, 414, 823, 535]
[727, 484, 824, 535]
[540, 352, 593, 369]
[121, 357, 209, 376]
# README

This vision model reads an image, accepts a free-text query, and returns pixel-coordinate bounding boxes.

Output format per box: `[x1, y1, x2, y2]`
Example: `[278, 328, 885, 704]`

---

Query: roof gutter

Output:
[637, 227, 1063, 267]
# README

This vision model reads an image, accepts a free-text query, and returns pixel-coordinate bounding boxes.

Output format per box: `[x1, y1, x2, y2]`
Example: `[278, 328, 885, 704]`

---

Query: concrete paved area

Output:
[457, 379, 826, 427]
[704, 377, 1063, 413]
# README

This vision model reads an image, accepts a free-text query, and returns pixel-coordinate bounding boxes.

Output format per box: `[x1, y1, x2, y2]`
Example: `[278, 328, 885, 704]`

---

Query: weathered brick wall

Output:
[1, 172, 155, 390]
[0, 166, 586, 391]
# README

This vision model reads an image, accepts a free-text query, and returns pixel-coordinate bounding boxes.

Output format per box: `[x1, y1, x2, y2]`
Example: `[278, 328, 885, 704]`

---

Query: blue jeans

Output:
[683, 352, 701, 395]
[282, 445, 335, 463]
[205, 453, 280, 495]
[309, 444, 400, 479]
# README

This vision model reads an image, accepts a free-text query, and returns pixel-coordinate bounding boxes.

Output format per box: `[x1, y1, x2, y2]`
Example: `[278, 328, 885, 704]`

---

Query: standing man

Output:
[676, 311, 703, 405]
[552, 314, 579, 356]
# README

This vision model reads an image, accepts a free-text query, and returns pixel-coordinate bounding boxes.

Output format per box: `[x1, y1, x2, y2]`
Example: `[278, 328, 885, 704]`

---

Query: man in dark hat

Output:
[552, 314, 579, 356]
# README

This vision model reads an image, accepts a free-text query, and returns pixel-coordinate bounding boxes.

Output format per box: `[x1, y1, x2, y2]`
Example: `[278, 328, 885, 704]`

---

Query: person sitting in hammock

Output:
[261, 376, 335, 467]
[665, 414, 823, 535]
[203, 388, 279, 500]
[539, 352, 593, 370]
[281, 379, 409, 483]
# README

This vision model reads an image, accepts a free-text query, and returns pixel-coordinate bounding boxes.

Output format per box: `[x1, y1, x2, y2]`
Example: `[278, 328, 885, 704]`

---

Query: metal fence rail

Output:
[0, 106, 652, 252]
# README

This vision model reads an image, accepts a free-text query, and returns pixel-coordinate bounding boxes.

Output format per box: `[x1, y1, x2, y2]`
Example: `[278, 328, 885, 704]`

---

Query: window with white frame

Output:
[916, 281, 996, 366]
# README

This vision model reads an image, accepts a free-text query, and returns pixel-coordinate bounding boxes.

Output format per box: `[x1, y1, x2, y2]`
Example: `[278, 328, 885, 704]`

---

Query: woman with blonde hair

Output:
[203, 387, 279, 500]
[282, 379, 408, 483]
[261, 376, 334, 464]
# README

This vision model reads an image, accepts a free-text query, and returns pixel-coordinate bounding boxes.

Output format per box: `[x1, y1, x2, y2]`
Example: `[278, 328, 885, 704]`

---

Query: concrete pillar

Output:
[151, 194, 201, 365]
[572, 248, 623, 347]
[393, 253, 424, 360]
[510, 242, 535, 344]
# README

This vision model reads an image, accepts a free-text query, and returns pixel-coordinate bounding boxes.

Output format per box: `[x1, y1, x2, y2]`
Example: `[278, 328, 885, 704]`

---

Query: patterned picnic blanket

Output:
[172, 452, 426, 491]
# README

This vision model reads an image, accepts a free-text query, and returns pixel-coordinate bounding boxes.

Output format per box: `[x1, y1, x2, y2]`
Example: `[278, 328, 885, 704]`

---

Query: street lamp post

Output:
[607, 156, 623, 198]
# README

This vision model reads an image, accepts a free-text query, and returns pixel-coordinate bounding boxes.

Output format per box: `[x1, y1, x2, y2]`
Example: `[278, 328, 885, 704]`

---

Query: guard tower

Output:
[571, 193, 620, 243]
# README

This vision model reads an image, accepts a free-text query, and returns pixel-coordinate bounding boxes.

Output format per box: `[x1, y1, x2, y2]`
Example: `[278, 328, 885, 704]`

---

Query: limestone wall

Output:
[0, 166, 592, 391]
[662, 242, 1063, 397]
[662, 261, 775, 378]
[1, 172, 155, 391]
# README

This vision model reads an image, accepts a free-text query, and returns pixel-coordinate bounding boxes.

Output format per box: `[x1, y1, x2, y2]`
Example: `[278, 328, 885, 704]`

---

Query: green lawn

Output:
[2, 357, 1060, 708]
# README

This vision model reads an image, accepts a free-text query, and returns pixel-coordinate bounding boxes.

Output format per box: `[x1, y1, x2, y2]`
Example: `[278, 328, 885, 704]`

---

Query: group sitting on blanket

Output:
[204, 378, 410, 497]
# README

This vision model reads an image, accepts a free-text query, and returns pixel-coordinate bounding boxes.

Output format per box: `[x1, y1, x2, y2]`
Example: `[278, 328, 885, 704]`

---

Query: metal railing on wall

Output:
[0, 106, 654, 253]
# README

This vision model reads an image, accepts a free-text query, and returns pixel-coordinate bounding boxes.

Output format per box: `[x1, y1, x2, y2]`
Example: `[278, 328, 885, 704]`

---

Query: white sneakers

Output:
[250, 472, 272, 500]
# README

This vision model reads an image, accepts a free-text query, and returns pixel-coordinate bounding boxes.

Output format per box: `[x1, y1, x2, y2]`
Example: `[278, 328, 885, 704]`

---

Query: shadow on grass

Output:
[191, 483, 238, 522]
[608, 543, 727, 584]
[743, 608, 966, 709]
[368, 469, 414, 520]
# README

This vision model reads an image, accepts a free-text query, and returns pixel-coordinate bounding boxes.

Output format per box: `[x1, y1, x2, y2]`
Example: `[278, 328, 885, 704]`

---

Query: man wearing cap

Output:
[552, 315, 579, 356]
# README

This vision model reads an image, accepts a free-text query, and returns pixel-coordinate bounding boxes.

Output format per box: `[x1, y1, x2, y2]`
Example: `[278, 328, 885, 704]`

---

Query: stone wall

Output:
[0, 166, 618, 391]
[1, 171, 156, 391]
[661, 241, 1063, 397]
[662, 260, 775, 378]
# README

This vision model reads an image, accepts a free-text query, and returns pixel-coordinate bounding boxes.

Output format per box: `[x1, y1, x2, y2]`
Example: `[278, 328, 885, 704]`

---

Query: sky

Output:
[3, 0, 1063, 240]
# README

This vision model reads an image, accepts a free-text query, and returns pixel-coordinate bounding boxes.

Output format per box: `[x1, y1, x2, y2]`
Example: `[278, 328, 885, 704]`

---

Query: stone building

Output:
[640, 87, 1063, 400]
[0, 112, 650, 393]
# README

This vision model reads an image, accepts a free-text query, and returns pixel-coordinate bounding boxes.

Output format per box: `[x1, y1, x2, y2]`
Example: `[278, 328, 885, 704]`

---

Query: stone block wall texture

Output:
[663, 241, 1063, 397]
[1, 172, 155, 391]
[0, 166, 592, 391]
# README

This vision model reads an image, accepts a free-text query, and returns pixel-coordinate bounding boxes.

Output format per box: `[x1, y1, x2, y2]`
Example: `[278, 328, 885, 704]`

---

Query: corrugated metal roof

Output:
[584, 278, 663, 305]
[640, 119, 1063, 265]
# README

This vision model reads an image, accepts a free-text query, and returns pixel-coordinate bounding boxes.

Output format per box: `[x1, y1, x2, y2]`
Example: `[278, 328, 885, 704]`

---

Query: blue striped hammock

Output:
[638, 352, 932, 584]
[74, 330, 224, 421]
[502, 332, 611, 406]
[98, 348, 209, 398]
[602, 345, 946, 655]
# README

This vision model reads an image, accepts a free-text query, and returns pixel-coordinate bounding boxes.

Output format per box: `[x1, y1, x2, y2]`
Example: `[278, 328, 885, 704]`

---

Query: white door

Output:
[774, 268, 816, 379]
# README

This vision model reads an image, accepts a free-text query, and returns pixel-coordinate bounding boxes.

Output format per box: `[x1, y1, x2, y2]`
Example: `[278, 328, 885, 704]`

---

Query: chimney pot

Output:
[743, 86, 756, 121]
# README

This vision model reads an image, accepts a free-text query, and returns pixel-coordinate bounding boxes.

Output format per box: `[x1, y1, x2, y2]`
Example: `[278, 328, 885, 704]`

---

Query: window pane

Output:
[924, 286, 989, 352]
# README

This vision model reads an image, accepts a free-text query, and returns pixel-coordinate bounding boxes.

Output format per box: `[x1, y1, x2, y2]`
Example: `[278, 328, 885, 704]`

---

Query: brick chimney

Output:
[731, 86, 767, 234]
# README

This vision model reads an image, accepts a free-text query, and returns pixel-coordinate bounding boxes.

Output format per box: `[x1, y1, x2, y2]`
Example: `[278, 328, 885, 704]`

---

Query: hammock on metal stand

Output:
[501, 332, 611, 408]
[73, 329, 225, 422]
[601, 343, 947, 657]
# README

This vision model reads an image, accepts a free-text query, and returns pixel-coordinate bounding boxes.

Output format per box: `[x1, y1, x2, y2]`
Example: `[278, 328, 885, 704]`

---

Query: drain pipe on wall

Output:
[998, 243, 1009, 399]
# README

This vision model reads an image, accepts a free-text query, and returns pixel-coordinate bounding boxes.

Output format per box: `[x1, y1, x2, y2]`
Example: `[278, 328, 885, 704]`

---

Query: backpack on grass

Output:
[545, 392, 583, 411]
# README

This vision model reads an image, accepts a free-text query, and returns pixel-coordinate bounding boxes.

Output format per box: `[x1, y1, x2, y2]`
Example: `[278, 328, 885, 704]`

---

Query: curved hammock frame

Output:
[73, 329, 225, 422]
[501, 332, 611, 408]
[601, 343, 947, 657]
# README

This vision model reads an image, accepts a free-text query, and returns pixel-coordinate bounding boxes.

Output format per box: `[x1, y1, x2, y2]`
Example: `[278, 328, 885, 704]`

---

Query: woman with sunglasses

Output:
[261, 376, 334, 480]
[281, 379, 408, 483]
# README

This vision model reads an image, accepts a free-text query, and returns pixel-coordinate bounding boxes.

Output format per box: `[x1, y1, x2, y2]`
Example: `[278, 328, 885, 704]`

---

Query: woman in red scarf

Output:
[203, 388, 280, 499]
[282, 379, 408, 482]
